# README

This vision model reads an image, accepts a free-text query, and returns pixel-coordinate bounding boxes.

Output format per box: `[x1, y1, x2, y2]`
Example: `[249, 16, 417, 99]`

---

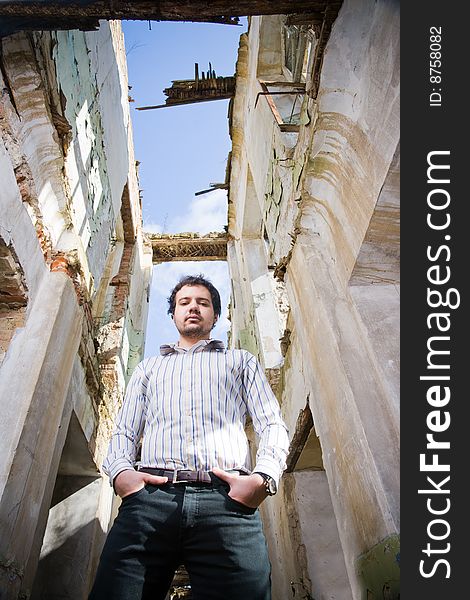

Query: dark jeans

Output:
[89, 477, 271, 600]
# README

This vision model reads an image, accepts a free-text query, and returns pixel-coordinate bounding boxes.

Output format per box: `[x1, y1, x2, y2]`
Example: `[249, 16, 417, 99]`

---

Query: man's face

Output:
[173, 284, 217, 340]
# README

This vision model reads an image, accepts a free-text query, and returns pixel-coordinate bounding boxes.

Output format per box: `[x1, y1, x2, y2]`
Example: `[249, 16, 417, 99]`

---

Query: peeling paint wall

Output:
[228, 2, 399, 599]
[0, 21, 151, 599]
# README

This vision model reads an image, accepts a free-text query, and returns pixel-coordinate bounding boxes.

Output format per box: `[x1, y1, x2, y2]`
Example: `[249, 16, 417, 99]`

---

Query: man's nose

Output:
[188, 302, 200, 312]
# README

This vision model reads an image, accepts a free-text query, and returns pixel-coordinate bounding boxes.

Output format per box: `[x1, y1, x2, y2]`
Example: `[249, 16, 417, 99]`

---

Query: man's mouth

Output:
[186, 315, 201, 322]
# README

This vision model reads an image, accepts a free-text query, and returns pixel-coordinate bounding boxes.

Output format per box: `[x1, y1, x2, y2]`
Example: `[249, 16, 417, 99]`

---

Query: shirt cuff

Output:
[104, 458, 136, 487]
[253, 458, 283, 486]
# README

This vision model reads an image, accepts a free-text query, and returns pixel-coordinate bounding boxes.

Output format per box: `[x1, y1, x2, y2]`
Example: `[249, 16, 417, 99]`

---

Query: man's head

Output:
[167, 275, 221, 341]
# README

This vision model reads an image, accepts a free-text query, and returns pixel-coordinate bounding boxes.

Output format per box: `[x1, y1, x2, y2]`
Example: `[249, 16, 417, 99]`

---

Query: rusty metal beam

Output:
[137, 94, 233, 110]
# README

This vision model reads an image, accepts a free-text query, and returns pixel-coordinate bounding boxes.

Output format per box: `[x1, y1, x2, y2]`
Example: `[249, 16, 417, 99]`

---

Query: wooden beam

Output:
[0, 1, 336, 37]
[285, 401, 314, 472]
[147, 232, 228, 264]
[0, 1, 335, 20]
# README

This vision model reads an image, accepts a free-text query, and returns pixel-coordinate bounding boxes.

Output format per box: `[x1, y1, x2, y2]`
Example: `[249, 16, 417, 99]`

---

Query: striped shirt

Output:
[103, 339, 289, 485]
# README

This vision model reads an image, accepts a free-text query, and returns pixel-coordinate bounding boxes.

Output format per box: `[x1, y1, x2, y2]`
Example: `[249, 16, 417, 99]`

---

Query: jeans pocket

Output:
[220, 485, 257, 514]
[121, 485, 146, 502]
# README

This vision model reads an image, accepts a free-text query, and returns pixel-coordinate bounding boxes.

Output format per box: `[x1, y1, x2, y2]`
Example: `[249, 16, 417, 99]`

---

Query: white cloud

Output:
[144, 221, 163, 233]
[167, 188, 227, 234]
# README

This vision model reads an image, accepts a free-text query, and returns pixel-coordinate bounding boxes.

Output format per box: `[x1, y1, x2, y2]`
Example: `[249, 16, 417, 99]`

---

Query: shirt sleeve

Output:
[102, 361, 148, 485]
[242, 353, 290, 485]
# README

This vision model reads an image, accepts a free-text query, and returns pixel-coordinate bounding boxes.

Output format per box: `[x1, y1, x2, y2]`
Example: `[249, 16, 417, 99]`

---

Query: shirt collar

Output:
[160, 339, 225, 356]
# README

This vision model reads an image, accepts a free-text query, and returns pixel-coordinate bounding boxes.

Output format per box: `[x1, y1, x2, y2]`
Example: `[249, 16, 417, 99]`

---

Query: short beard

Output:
[178, 323, 212, 339]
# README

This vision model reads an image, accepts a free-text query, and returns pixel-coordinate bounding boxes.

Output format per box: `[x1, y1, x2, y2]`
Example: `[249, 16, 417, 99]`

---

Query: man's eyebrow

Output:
[177, 296, 211, 302]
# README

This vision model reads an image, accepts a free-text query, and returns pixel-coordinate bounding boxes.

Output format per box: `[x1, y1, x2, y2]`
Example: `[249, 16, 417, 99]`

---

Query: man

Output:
[89, 274, 289, 600]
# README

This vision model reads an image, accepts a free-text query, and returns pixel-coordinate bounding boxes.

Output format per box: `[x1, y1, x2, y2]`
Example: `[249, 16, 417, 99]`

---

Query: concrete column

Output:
[287, 231, 399, 599]
[0, 271, 82, 598]
[31, 476, 108, 599]
[21, 389, 75, 596]
[282, 2, 400, 595]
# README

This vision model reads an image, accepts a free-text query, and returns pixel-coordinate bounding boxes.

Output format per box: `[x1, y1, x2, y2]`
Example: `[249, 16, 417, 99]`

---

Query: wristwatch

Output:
[256, 472, 277, 496]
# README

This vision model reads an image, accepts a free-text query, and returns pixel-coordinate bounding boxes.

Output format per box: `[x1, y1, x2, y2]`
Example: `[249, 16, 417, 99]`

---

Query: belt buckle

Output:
[197, 469, 209, 483]
[172, 469, 186, 484]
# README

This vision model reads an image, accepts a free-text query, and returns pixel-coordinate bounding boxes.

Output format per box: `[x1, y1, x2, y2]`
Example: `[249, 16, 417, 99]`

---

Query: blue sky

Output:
[122, 19, 247, 355]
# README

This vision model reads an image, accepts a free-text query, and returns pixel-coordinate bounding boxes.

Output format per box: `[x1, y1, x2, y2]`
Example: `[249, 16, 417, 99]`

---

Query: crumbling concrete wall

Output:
[0, 21, 151, 599]
[228, 2, 400, 598]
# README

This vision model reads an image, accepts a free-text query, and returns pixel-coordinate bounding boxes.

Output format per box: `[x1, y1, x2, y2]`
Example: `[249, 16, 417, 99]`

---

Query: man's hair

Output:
[167, 274, 222, 318]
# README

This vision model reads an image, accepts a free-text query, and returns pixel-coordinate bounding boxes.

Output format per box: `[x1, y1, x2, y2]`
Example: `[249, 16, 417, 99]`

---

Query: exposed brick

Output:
[0, 307, 26, 364]
[0, 239, 28, 308]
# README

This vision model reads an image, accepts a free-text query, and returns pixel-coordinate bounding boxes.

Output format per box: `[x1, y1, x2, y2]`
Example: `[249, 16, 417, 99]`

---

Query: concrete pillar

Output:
[31, 476, 105, 599]
[280, 1, 400, 595]
[0, 271, 82, 598]
[286, 220, 399, 599]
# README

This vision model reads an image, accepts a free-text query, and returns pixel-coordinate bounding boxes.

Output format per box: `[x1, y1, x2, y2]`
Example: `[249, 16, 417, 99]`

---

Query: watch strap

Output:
[255, 472, 277, 495]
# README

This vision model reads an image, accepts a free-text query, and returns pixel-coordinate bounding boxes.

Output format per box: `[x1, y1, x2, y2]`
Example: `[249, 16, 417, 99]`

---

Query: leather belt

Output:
[139, 467, 213, 484]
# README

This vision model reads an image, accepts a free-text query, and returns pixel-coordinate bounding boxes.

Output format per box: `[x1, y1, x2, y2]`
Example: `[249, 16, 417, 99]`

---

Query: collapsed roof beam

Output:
[0, 1, 340, 37]
[136, 66, 236, 111]
[147, 232, 228, 264]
